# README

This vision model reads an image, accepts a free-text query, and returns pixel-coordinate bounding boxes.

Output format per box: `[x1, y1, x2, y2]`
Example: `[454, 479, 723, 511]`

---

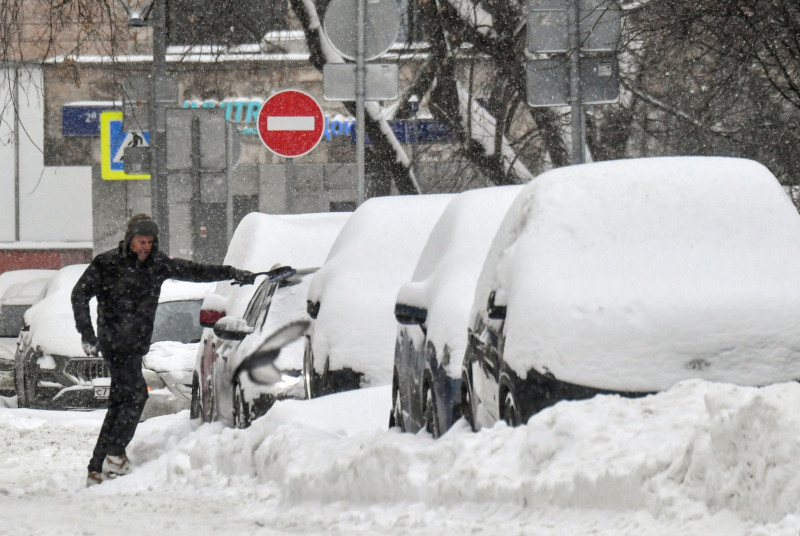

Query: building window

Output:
[330, 201, 356, 212]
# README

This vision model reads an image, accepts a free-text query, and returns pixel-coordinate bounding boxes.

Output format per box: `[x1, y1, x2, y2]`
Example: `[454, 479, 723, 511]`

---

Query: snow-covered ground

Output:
[3, 380, 800, 535]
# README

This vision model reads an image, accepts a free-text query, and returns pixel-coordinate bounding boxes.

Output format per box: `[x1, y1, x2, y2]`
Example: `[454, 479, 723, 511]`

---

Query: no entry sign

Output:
[258, 90, 325, 158]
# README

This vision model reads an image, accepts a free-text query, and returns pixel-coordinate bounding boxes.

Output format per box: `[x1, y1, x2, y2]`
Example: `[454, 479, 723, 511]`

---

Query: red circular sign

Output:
[258, 90, 325, 158]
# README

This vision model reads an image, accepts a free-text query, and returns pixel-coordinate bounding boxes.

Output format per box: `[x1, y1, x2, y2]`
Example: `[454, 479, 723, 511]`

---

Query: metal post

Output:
[568, 0, 584, 164]
[225, 122, 234, 242]
[13, 65, 20, 241]
[356, 0, 366, 204]
[149, 0, 170, 253]
[408, 95, 419, 185]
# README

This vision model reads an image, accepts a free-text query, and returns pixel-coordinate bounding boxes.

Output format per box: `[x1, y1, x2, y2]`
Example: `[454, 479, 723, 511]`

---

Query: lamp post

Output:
[117, 0, 169, 253]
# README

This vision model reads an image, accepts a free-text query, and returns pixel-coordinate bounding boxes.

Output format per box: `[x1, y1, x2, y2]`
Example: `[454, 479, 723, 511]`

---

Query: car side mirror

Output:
[487, 290, 507, 320]
[213, 316, 254, 341]
[394, 303, 428, 325]
[235, 319, 311, 384]
[307, 300, 320, 320]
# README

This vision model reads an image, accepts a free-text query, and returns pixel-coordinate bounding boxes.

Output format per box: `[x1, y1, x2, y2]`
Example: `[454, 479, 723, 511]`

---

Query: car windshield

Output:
[151, 299, 203, 344]
[0, 304, 28, 337]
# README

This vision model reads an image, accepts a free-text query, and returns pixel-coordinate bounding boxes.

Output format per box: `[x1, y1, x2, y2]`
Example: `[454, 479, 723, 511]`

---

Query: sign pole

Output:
[149, 0, 170, 253]
[568, 0, 584, 164]
[356, 0, 366, 205]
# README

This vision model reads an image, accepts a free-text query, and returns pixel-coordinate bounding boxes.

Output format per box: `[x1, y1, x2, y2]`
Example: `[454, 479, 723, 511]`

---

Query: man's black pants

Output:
[87, 351, 148, 473]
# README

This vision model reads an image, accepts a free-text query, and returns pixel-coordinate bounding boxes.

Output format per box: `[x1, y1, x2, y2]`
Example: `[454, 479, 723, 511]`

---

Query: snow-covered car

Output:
[0, 270, 54, 395]
[203, 268, 316, 428]
[391, 186, 523, 437]
[462, 156, 800, 430]
[305, 194, 454, 398]
[192, 211, 350, 424]
[15, 267, 214, 415]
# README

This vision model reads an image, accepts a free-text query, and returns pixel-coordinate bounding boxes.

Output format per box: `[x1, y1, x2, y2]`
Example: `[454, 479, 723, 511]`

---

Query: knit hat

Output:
[124, 214, 159, 250]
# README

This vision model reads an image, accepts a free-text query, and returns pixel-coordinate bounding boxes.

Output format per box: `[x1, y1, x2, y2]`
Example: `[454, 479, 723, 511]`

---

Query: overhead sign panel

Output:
[257, 90, 325, 158]
[527, 0, 622, 54]
[526, 55, 619, 107]
[323, 63, 399, 101]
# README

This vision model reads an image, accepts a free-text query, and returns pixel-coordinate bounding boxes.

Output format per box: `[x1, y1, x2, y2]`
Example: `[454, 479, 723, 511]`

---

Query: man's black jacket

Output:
[72, 242, 238, 356]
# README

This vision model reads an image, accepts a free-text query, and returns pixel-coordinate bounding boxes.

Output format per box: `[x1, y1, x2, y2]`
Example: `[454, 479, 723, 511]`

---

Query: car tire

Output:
[502, 388, 521, 427]
[461, 371, 476, 432]
[422, 382, 441, 438]
[303, 341, 318, 399]
[232, 376, 251, 429]
[189, 374, 201, 421]
[389, 379, 405, 431]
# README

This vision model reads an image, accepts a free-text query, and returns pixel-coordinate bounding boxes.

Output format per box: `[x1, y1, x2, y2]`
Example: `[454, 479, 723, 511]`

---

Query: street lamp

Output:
[116, 0, 153, 27]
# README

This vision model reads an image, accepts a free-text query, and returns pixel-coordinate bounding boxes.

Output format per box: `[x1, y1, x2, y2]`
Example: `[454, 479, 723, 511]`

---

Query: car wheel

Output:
[23, 361, 40, 409]
[189, 374, 201, 421]
[232, 377, 251, 429]
[422, 382, 441, 438]
[303, 341, 316, 399]
[14, 364, 27, 408]
[389, 380, 405, 431]
[461, 372, 475, 432]
[502, 388, 521, 427]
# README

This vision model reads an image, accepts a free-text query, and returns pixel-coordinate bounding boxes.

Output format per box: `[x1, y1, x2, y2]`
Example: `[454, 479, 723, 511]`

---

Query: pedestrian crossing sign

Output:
[100, 111, 151, 180]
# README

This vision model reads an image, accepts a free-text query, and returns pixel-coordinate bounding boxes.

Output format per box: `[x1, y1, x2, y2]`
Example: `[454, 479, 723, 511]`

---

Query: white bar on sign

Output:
[267, 116, 315, 131]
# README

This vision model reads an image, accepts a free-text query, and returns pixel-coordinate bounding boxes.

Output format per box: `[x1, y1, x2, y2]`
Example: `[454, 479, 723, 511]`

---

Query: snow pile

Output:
[474, 156, 800, 391]
[5, 380, 800, 532]
[308, 194, 454, 384]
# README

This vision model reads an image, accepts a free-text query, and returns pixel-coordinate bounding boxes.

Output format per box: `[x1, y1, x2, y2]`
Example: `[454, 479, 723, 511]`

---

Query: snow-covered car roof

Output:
[0, 269, 55, 304]
[202, 211, 351, 319]
[0, 277, 51, 306]
[308, 194, 455, 385]
[396, 185, 524, 378]
[472, 156, 800, 392]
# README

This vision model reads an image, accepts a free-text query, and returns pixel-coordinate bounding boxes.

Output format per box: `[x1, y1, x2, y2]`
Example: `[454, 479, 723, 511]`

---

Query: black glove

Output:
[82, 339, 99, 357]
[232, 269, 256, 285]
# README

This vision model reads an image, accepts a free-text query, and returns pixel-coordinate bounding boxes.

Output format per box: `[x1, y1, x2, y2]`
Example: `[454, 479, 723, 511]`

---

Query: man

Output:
[72, 214, 255, 487]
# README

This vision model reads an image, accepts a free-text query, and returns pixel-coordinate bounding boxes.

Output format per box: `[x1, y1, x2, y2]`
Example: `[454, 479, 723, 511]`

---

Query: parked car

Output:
[461, 156, 800, 430]
[192, 211, 350, 424]
[15, 266, 214, 415]
[391, 186, 523, 437]
[0, 270, 54, 395]
[0, 269, 54, 337]
[14, 264, 88, 403]
[305, 194, 455, 398]
[199, 268, 316, 428]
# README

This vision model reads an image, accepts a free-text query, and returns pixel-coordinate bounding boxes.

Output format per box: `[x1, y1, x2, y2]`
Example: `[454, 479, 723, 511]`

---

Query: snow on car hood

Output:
[142, 341, 198, 372]
[473, 156, 800, 392]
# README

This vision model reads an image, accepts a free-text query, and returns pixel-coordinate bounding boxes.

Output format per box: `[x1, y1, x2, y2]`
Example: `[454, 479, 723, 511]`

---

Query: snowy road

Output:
[2, 382, 800, 535]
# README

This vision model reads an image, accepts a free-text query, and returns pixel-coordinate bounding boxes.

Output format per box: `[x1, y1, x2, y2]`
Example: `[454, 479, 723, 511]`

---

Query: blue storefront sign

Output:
[62, 102, 120, 137]
[63, 99, 454, 145]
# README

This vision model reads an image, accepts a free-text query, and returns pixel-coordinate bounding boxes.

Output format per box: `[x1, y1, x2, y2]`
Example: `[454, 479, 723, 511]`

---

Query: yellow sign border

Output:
[100, 111, 150, 180]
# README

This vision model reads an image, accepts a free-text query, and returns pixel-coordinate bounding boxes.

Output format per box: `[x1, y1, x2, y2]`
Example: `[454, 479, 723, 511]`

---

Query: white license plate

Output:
[94, 386, 110, 399]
